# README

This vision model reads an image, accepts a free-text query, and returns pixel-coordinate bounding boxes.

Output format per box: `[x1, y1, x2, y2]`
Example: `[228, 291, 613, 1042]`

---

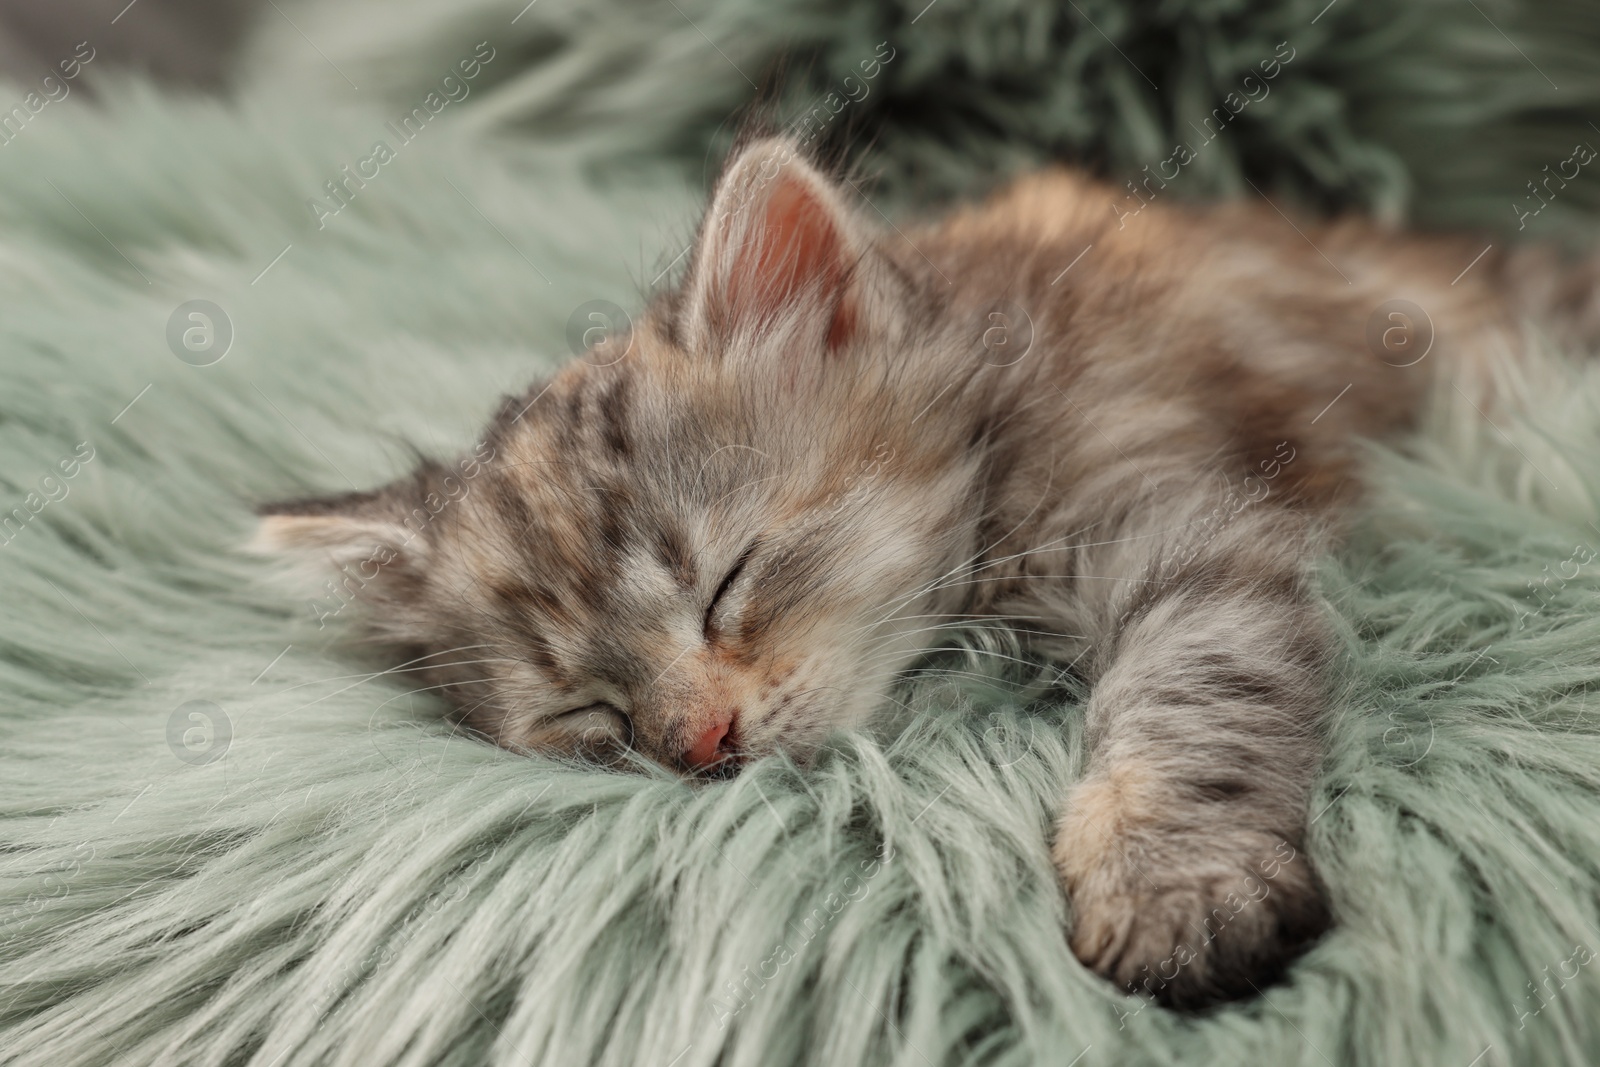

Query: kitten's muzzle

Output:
[682, 711, 741, 775]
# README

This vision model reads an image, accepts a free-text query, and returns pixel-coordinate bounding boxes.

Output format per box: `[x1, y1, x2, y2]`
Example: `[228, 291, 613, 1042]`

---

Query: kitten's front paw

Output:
[1053, 776, 1331, 1008]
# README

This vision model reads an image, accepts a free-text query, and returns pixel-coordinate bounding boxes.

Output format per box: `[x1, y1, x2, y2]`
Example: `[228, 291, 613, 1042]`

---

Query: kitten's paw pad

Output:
[1053, 785, 1330, 1008]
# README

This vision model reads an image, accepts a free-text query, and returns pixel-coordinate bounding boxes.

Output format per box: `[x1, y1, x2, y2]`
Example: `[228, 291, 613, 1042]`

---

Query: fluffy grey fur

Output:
[257, 135, 1579, 1005]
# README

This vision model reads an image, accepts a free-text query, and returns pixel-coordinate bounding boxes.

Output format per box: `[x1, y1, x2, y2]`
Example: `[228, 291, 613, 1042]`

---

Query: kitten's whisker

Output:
[858, 454, 1070, 628]
[861, 501, 1229, 640]
[695, 443, 771, 488]
[286, 675, 499, 738]
[905, 524, 1163, 602]
[864, 617, 1024, 652]
[273, 644, 498, 696]
[708, 474, 781, 512]
[896, 666, 1045, 690]
[878, 611, 1056, 626]
[860, 617, 1055, 650]
[918, 570, 1163, 600]
[840, 608, 1078, 644]
[921, 645, 1066, 672]
[374, 656, 521, 675]
[859, 517, 1110, 636]
[361, 679, 505, 747]
[893, 662, 1010, 682]
[852, 610, 1057, 636]
[848, 569, 1155, 645]
[783, 682, 922, 729]
[860, 641, 1053, 676]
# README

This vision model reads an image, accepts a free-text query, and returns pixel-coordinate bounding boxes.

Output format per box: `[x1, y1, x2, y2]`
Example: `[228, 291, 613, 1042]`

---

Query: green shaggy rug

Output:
[5, 0, 1600, 1064]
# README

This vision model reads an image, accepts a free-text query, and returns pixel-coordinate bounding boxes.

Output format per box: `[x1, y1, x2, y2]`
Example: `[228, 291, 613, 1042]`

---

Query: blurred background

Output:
[2, 4, 1600, 1065]
[3, 0, 1599, 240]
[0, 0, 252, 89]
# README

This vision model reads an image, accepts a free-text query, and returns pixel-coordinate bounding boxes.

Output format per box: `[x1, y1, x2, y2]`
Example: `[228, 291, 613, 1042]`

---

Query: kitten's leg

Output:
[1015, 495, 1334, 1006]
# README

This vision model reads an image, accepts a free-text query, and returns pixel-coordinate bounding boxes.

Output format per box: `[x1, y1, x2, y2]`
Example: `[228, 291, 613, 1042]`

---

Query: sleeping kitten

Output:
[256, 135, 1598, 1007]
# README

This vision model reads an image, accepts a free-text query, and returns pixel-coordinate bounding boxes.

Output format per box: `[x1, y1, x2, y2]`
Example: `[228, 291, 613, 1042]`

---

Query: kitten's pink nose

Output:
[683, 713, 736, 770]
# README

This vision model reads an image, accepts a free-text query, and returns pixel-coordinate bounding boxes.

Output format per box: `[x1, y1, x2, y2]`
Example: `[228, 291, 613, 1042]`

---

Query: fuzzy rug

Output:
[4, 1, 1600, 1065]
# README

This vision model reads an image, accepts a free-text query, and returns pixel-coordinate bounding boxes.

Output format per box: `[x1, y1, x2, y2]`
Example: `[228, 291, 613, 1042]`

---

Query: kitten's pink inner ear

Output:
[720, 177, 857, 351]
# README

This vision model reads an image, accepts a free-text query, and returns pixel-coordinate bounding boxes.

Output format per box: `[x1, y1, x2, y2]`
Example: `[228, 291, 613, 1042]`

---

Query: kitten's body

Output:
[259, 139, 1597, 1007]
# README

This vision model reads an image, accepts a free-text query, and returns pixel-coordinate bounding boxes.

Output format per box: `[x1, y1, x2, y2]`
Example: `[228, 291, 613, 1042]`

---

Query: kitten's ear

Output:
[250, 482, 429, 581]
[680, 137, 876, 354]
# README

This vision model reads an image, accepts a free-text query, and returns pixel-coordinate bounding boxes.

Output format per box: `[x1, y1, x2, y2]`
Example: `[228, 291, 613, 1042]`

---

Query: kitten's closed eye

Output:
[704, 541, 758, 638]
[558, 703, 633, 755]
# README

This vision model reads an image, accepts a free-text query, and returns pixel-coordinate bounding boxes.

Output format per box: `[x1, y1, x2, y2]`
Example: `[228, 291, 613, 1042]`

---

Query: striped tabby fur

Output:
[257, 136, 1598, 1007]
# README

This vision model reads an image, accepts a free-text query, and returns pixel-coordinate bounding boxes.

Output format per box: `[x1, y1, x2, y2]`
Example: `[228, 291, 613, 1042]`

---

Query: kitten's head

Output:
[256, 138, 992, 774]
